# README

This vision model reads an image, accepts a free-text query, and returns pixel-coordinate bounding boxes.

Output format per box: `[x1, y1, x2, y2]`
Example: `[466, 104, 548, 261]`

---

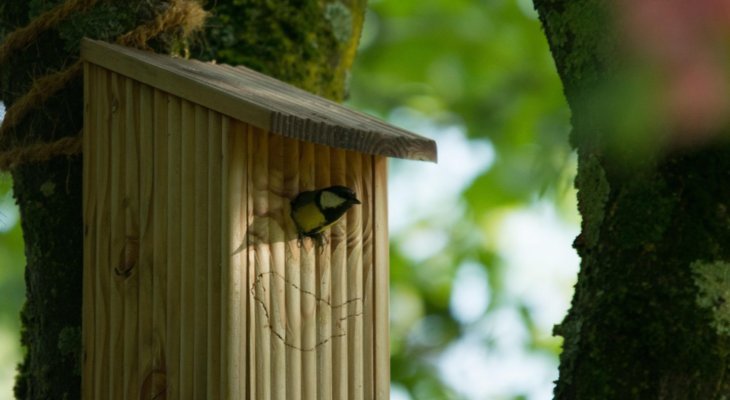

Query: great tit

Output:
[290, 185, 361, 246]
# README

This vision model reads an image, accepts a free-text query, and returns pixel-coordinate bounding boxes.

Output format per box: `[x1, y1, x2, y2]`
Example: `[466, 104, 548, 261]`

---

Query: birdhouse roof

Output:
[80, 39, 437, 162]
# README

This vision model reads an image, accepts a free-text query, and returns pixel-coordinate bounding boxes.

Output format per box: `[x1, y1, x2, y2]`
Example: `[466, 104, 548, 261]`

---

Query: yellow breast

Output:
[293, 202, 327, 234]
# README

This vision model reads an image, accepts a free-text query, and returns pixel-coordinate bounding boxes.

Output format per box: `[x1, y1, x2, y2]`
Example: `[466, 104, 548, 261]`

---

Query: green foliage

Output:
[349, 0, 572, 397]
[0, 174, 25, 399]
[0, 175, 24, 322]
[692, 261, 730, 337]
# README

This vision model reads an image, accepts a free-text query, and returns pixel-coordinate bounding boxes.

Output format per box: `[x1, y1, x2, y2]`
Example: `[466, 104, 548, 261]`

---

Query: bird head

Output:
[319, 185, 361, 210]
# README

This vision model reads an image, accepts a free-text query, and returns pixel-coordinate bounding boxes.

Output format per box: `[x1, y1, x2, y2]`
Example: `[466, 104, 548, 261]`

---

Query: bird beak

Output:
[351, 198, 361, 205]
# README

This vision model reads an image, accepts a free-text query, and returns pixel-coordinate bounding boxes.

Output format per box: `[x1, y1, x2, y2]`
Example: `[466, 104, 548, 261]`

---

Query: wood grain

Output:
[81, 38, 437, 162]
[166, 94, 183, 400]
[122, 75, 141, 400]
[193, 104, 210, 399]
[346, 152, 365, 400]
[252, 125, 272, 400]
[207, 110, 223, 400]
[105, 68, 123, 400]
[330, 147, 349, 400]
[373, 156, 390, 399]
[224, 118, 246, 399]
[362, 154, 375, 400]
[299, 140, 318, 400]
[151, 88, 169, 400]
[283, 136, 302, 400]
[179, 98, 196, 400]
[315, 143, 333, 400]
[246, 124, 257, 399]
[268, 133, 287, 400]
[95, 65, 111, 400]
[138, 82, 155, 399]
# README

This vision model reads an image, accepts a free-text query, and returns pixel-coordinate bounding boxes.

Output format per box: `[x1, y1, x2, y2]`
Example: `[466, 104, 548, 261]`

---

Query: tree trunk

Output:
[535, 1, 730, 398]
[1, 1, 365, 398]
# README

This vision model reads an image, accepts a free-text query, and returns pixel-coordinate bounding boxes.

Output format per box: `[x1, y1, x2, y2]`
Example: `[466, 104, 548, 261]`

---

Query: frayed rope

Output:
[0, 0, 207, 171]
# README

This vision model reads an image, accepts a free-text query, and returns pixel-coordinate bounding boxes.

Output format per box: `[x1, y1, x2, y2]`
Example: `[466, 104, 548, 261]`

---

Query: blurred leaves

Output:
[0, 172, 25, 400]
[0, 174, 24, 330]
[349, 0, 573, 398]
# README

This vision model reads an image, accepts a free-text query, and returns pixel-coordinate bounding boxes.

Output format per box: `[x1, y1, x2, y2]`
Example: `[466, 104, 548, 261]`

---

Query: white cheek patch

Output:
[320, 191, 346, 209]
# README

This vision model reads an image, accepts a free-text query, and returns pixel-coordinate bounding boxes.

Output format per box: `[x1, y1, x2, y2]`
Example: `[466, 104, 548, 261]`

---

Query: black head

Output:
[323, 185, 361, 205]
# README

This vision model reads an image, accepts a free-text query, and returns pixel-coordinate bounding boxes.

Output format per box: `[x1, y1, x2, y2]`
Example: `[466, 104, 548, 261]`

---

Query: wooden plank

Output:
[208, 64, 437, 162]
[81, 62, 97, 399]
[207, 110, 223, 400]
[81, 39, 437, 162]
[122, 76, 141, 399]
[179, 99, 197, 400]
[224, 118, 246, 399]
[241, 123, 252, 400]
[268, 133, 287, 400]
[283, 136, 302, 400]
[372, 156, 390, 399]
[299, 141, 317, 400]
[108, 68, 125, 400]
[346, 152, 364, 400]
[149, 88, 169, 399]
[93, 65, 112, 400]
[138, 82, 155, 399]
[193, 104, 210, 399]
[251, 126, 272, 400]
[81, 39, 269, 132]
[330, 148, 348, 400]
[166, 94, 183, 400]
[315, 144, 333, 400]
[362, 154, 375, 400]
[246, 124, 257, 399]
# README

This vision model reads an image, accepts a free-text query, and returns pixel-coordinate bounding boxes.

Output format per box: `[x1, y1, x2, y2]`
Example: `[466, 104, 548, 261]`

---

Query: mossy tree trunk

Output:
[535, 1, 730, 398]
[1, 1, 365, 398]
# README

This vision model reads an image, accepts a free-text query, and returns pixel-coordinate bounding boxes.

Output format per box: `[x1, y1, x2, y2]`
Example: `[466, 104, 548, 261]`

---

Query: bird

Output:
[290, 185, 361, 247]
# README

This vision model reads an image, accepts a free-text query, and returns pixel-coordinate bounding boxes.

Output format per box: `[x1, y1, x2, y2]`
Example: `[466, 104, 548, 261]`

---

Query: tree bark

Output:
[535, 1, 730, 398]
[1, 0, 366, 398]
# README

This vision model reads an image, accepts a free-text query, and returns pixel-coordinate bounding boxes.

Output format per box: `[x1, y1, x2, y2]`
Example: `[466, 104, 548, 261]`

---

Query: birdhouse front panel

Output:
[82, 61, 389, 399]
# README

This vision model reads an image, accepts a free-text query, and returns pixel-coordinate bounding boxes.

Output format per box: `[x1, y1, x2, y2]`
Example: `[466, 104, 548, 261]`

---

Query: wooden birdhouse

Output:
[80, 38, 437, 400]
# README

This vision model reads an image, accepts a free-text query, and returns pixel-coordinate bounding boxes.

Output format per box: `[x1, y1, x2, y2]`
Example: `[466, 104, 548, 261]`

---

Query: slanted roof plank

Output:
[81, 38, 437, 162]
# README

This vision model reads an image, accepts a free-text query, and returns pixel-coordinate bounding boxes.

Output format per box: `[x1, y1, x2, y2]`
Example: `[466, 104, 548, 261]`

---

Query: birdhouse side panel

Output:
[83, 63, 236, 399]
[83, 64, 150, 398]
[226, 125, 388, 399]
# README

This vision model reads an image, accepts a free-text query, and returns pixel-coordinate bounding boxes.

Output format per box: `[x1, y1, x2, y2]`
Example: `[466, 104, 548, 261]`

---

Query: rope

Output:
[0, 60, 83, 143]
[0, 0, 98, 66]
[0, 0, 206, 171]
[117, 0, 207, 48]
[0, 136, 82, 170]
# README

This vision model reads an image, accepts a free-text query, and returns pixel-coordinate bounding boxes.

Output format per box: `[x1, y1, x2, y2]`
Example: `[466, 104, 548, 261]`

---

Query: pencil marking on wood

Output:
[249, 269, 364, 353]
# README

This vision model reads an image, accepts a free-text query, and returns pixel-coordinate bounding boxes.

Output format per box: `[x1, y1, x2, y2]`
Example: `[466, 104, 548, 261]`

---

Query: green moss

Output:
[195, 0, 367, 102]
[57, 326, 81, 356]
[324, 2, 353, 44]
[692, 260, 730, 336]
[39, 180, 55, 197]
[536, 0, 614, 91]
